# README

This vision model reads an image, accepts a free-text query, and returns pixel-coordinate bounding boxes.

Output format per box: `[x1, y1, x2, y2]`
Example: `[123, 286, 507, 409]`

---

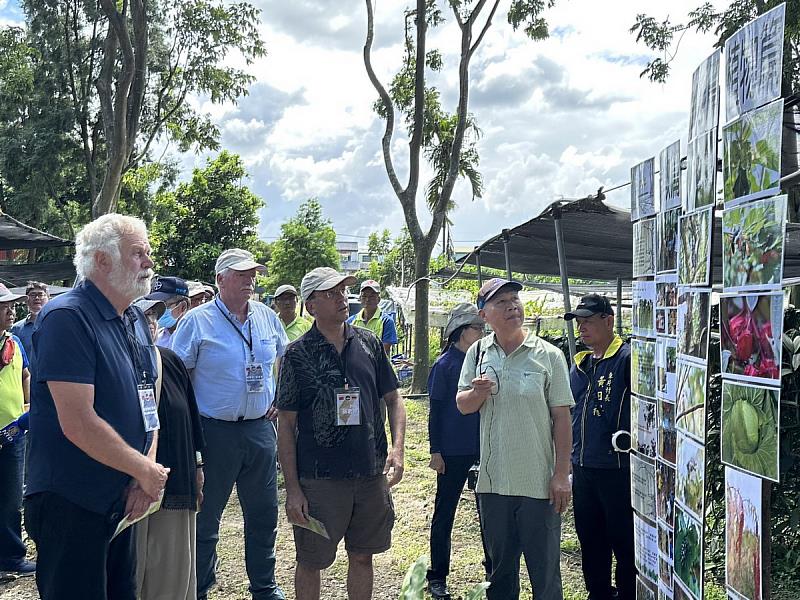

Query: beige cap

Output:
[214, 248, 266, 275]
[186, 281, 206, 297]
[360, 279, 380, 293]
[444, 303, 484, 339]
[132, 297, 166, 319]
[300, 267, 356, 302]
[274, 284, 299, 299]
[0, 284, 25, 303]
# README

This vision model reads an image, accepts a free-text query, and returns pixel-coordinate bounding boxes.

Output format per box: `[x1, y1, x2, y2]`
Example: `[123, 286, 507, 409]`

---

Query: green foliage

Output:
[356, 229, 416, 290]
[397, 555, 488, 599]
[507, 0, 556, 40]
[263, 198, 340, 292]
[630, 0, 800, 88]
[150, 151, 264, 280]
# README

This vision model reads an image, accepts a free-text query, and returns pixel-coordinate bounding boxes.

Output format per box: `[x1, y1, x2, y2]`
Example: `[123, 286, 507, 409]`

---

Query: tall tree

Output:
[150, 151, 265, 280]
[364, 0, 555, 390]
[265, 198, 340, 291]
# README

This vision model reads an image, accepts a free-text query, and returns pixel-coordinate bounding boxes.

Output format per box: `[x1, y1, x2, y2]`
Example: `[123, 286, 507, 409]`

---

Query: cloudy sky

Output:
[1, 0, 724, 249]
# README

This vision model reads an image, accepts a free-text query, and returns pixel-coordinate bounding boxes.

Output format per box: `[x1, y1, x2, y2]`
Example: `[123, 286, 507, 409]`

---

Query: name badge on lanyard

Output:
[138, 384, 160, 432]
[246, 361, 266, 393]
[335, 387, 361, 426]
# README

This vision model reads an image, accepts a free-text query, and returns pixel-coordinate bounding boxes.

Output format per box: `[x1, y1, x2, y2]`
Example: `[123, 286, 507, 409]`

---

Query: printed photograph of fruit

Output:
[679, 207, 713, 286]
[676, 360, 707, 442]
[721, 381, 779, 482]
[677, 289, 711, 361]
[720, 293, 783, 384]
[722, 194, 786, 291]
[725, 466, 762, 600]
[722, 98, 782, 206]
[674, 505, 703, 600]
[676, 432, 705, 521]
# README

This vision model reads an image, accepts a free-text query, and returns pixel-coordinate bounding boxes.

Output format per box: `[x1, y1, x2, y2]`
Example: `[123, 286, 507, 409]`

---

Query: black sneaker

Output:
[0, 558, 36, 577]
[428, 580, 451, 599]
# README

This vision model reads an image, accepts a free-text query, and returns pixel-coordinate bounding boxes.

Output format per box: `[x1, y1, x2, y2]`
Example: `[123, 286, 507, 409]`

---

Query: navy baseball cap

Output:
[147, 276, 189, 301]
[564, 294, 614, 320]
[476, 278, 523, 309]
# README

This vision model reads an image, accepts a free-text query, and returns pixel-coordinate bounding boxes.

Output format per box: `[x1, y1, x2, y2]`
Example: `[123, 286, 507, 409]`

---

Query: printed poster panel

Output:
[660, 140, 682, 211]
[657, 207, 681, 275]
[720, 292, 783, 385]
[724, 3, 786, 122]
[634, 512, 659, 585]
[678, 207, 713, 287]
[675, 432, 706, 522]
[721, 380, 780, 482]
[634, 218, 657, 278]
[722, 98, 783, 206]
[632, 158, 657, 221]
[656, 337, 677, 401]
[676, 288, 711, 363]
[656, 458, 676, 528]
[676, 359, 707, 443]
[637, 576, 657, 600]
[686, 131, 718, 213]
[722, 195, 787, 293]
[689, 51, 721, 139]
[659, 399, 677, 465]
[674, 505, 704, 600]
[637, 396, 658, 459]
[633, 280, 657, 338]
[656, 274, 678, 337]
[632, 450, 657, 521]
[725, 466, 763, 600]
[632, 339, 657, 399]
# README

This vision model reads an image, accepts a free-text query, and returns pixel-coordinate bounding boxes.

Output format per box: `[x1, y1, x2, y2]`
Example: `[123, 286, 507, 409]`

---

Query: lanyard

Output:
[122, 309, 148, 385]
[215, 299, 254, 357]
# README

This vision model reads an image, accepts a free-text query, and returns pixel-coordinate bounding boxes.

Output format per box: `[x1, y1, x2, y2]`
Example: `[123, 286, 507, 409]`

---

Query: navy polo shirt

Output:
[26, 280, 157, 516]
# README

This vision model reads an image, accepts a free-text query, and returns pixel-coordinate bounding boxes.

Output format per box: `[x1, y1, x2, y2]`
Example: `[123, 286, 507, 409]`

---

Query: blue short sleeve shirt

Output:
[26, 280, 156, 516]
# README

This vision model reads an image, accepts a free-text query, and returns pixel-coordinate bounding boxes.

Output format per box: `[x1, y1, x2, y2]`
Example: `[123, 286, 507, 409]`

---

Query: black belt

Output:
[202, 414, 266, 423]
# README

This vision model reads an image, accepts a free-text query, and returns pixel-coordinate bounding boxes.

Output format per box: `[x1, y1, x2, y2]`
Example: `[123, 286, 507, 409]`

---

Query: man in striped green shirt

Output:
[273, 285, 312, 342]
[456, 278, 574, 600]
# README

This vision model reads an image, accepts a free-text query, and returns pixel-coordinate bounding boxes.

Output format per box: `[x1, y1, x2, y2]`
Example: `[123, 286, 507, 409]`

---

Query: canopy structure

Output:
[457, 196, 800, 282]
[0, 212, 73, 250]
[0, 211, 75, 286]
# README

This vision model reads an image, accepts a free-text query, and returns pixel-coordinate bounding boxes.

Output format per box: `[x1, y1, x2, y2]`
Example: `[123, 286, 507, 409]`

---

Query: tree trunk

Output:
[411, 243, 433, 393]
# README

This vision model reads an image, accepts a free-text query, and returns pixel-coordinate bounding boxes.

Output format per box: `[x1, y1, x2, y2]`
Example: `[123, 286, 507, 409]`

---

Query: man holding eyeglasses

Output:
[275, 267, 406, 600]
[272, 284, 311, 342]
[171, 248, 289, 600]
[456, 278, 573, 600]
[11, 281, 49, 372]
[565, 294, 634, 600]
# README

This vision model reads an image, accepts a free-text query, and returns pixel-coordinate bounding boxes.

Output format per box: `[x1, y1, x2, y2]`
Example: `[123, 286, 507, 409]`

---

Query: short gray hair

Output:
[74, 214, 148, 279]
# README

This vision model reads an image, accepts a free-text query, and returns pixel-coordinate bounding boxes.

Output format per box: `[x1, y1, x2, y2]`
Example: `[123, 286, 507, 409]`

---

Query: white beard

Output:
[109, 262, 153, 302]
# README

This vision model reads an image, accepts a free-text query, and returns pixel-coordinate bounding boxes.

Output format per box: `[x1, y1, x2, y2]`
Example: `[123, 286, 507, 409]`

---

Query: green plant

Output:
[721, 381, 779, 481]
[674, 506, 703, 597]
[397, 555, 489, 599]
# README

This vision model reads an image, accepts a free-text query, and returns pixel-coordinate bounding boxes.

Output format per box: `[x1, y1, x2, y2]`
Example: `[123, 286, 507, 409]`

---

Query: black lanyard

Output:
[215, 299, 254, 357]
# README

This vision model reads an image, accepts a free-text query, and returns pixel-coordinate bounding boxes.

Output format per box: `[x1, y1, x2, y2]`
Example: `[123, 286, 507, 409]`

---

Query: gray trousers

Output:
[136, 508, 197, 600]
[478, 493, 563, 600]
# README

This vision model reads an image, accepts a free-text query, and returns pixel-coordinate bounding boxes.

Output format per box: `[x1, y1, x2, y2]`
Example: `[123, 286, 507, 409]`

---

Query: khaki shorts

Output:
[294, 475, 395, 569]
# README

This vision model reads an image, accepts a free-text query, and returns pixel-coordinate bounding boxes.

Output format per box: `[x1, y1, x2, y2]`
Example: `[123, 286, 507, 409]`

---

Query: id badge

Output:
[335, 387, 361, 426]
[246, 362, 266, 393]
[138, 384, 160, 432]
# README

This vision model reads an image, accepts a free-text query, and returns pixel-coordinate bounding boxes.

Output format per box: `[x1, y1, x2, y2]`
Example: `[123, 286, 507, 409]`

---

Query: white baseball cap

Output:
[274, 284, 299, 298]
[300, 267, 357, 302]
[360, 279, 380, 293]
[214, 248, 266, 275]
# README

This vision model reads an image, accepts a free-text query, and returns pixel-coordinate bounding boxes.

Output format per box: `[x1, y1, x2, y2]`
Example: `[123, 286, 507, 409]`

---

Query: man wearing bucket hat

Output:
[171, 248, 289, 600]
[272, 284, 311, 342]
[426, 303, 486, 599]
[0, 284, 34, 577]
[275, 267, 405, 600]
[456, 278, 573, 600]
[565, 294, 634, 600]
[348, 279, 398, 355]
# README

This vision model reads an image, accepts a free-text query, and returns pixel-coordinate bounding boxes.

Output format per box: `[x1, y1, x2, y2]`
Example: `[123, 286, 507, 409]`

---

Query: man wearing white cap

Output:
[273, 284, 311, 342]
[276, 267, 406, 600]
[186, 281, 208, 310]
[348, 279, 397, 355]
[171, 248, 288, 600]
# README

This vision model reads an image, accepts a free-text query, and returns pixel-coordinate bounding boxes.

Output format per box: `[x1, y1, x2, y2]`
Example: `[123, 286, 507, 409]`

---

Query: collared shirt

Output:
[27, 280, 156, 515]
[171, 296, 288, 421]
[458, 329, 574, 500]
[348, 308, 398, 345]
[275, 322, 399, 479]
[0, 333, 29, 429]
[11, 317, 35, 364]
[155, 326, 174, 349]
[281, 314, 312, 342]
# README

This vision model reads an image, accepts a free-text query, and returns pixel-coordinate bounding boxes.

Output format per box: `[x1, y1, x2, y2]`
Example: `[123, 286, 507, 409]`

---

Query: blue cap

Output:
[147, 276, 189, 301]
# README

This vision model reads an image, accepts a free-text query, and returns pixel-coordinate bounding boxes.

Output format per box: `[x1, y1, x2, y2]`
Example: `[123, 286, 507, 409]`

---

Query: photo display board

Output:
[630, 6, 788, 600]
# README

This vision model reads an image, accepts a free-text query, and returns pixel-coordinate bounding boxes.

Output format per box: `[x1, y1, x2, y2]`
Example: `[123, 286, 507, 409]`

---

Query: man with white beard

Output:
[24, 214, 170, 600]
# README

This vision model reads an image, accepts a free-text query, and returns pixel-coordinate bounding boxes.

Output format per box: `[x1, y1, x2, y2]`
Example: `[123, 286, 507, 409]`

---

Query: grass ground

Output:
[2, 398, 588, 599]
